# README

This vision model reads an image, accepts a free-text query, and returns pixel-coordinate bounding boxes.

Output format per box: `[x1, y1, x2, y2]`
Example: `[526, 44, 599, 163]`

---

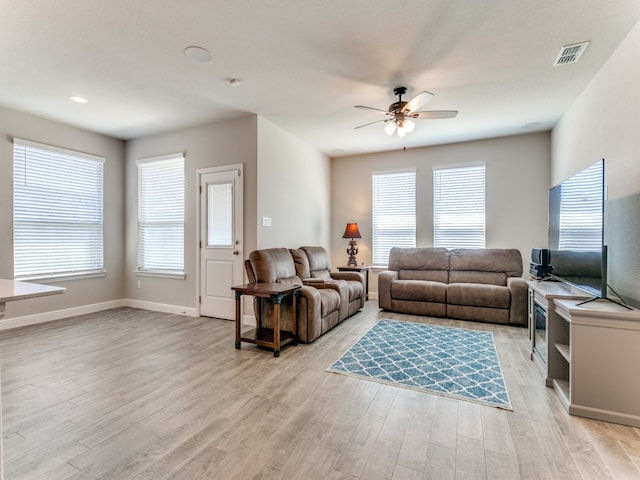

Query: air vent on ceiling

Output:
[554, 41, 590, 66]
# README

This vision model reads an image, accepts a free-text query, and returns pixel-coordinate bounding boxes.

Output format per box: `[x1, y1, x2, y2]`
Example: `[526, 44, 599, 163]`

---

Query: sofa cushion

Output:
[449, 248, 522, 278]
[449, 270, 507, 286]
[389, 247, 450, 270]
[346, 281, 364, 301]
[300, 246, 333, 279]
[290, 248, 311, 279]
[391, 280, 447, 303]
[447, 283, 511, 309]
[249, 248, 301, 284]
[398, 269, 449, 283]
[319, 288, 342, 316]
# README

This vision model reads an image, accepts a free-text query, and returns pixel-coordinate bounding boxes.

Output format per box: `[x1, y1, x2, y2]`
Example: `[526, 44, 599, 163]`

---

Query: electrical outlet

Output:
[137, 280, 142, 289]
[262, 216, 272, 227]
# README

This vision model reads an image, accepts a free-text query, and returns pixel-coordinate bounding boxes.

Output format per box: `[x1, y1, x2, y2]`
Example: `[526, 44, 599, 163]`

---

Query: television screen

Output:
[548, 159, 604, 297]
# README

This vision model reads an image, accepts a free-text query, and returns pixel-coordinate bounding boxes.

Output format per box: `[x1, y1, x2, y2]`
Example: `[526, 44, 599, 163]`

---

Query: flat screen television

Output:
[548, 159, 610, 302]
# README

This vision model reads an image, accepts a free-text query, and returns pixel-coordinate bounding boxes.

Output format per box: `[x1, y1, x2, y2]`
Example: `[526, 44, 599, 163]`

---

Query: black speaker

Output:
[531, 248, 550, 266]
[529, 263, 553, 279]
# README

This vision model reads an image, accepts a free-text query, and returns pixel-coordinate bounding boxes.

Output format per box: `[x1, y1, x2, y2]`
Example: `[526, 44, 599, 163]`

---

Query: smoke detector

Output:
[554, 41, 590, 66]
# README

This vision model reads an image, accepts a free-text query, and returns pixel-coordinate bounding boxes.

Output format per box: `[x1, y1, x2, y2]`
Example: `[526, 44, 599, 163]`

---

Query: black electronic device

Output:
[530, 248, 550, 266]
[547, 159, 629, 308]
[529, 263, 552, 280]
[548, 159, 604, 297]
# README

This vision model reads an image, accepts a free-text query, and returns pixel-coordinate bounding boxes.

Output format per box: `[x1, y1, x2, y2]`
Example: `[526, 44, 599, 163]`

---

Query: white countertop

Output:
[0, 279, 65, 304]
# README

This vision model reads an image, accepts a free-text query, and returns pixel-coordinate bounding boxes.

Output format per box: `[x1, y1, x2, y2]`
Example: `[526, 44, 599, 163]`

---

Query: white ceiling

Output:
[2, 1, 639, 157]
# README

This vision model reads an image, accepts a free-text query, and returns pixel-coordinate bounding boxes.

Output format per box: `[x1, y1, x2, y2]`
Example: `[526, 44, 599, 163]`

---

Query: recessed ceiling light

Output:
[183, 46, 213, 63]
[69, 96, 88, 104]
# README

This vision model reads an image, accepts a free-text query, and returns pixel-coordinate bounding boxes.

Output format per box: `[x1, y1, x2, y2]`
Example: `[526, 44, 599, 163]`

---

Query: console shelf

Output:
[554, 343, 570, 363]
[552, 298, 640, 427]
[527, 281, 585, 386]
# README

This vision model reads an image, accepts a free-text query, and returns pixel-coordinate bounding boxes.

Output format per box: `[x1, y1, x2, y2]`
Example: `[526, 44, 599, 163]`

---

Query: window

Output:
[433, 164, 486, 248]
[137, 154, 185, 274]
[13, 139, 104, 279]
[372, 170, 416, 266]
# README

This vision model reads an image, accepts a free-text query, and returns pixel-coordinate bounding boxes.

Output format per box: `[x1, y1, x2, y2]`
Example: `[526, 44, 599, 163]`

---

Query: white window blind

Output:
[433, 164, 486, 248]
[137, 155, 185, 273]
[372, 170, 416, 267]
[13, 139, 104, 279]
[558, 160, 603, 251]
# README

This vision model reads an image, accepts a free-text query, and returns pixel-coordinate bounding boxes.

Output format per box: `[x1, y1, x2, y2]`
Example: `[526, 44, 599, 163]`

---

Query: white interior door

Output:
[199, 165, 243, 319]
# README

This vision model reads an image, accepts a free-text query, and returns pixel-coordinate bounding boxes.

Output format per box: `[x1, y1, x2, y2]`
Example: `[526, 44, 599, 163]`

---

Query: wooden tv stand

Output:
[551, 298, 640, 427]
[527, 280, 586, 383]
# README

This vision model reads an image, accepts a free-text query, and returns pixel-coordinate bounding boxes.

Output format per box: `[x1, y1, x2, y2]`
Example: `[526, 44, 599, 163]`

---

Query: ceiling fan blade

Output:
[354, 105, 391, 115]
[401, 91, 434, 113]
[354, 119, 389, 129]
[410, 110, 458, 119]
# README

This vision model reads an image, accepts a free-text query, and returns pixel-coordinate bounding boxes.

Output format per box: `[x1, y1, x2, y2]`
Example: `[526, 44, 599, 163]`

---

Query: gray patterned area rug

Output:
[328, 320, 512, 410]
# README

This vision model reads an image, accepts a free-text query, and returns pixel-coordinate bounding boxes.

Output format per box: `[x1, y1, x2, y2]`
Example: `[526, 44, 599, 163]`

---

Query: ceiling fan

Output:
[354, 86, 458, 137]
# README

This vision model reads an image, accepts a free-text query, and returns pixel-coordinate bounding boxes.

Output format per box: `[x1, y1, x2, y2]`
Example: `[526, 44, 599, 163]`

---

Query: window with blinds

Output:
[372, 170, 416, 267]
[13, 139, 104, 279]
[137, 154, 185, 274]
[433, 164, 486, 248]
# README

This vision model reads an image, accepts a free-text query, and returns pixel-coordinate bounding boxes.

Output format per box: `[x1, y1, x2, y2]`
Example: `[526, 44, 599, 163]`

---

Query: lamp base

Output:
[346, 240, 358, 267]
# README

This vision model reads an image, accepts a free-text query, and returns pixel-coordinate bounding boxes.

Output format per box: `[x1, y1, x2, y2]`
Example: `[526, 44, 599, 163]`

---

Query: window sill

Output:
[136, 270, 186, 280]
[16, 271, 107, 283]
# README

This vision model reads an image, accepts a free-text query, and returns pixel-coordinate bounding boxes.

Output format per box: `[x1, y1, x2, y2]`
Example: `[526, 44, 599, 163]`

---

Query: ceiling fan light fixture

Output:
[403, 119, 415, 133]
[384, 121, 396, 135]
[354, 86, 457, 137]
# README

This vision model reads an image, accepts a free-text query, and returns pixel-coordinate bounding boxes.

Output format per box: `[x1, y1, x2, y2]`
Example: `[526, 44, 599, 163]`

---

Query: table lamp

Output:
[342, 222, 362, 267]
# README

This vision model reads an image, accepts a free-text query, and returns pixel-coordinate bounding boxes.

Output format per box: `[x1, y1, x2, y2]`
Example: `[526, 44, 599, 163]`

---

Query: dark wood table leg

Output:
[291, 290, 298, 345]
[272, 293, 282, 357]
[234, 290, 242, 349]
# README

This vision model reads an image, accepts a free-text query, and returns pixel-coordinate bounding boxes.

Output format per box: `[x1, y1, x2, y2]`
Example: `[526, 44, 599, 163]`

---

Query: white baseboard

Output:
[122, 299, 198, 317]
[0, 299, 198, 331]
[0, 299, 126, 331]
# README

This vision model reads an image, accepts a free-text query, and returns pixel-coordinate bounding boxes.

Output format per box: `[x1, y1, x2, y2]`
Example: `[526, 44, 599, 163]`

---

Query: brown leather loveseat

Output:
[245, 247, 365, 343]
[378, 247, 527, 326]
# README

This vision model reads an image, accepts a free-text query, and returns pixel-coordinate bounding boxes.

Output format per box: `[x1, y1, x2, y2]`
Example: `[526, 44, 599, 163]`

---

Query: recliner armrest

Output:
[331, 271, 364, 283]
[378, 270, 398, 310]
[507, 276, 528, 326]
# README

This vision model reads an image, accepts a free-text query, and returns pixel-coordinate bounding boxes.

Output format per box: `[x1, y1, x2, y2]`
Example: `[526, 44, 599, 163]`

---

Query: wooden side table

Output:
[337, 265, 370, 300]
[232, 282, 300, 357]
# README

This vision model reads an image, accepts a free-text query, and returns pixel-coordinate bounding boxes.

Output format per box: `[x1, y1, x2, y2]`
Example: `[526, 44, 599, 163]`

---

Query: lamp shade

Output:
[342, 222, 362, 239]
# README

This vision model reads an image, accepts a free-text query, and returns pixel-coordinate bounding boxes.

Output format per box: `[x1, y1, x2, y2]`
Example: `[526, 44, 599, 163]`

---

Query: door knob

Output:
[233, 250, 239, 255]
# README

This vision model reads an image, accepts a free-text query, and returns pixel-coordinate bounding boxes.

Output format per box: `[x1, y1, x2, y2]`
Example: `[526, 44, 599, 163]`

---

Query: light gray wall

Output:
[331, 132, 551, 295]
[124, 115, 258, 309]
[552, 19, 640, 306]
[0, 106, 125, 318]
[256, 117, 331, 250]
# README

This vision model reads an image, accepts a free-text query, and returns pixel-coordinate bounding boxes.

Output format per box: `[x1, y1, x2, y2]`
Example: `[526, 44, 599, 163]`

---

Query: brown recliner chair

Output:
[293, 246, 366, 319]
[245, 248, 347, 343]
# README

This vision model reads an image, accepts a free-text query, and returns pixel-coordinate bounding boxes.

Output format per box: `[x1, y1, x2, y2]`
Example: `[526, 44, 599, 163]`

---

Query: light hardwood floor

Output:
[1, 302, 639, 480]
